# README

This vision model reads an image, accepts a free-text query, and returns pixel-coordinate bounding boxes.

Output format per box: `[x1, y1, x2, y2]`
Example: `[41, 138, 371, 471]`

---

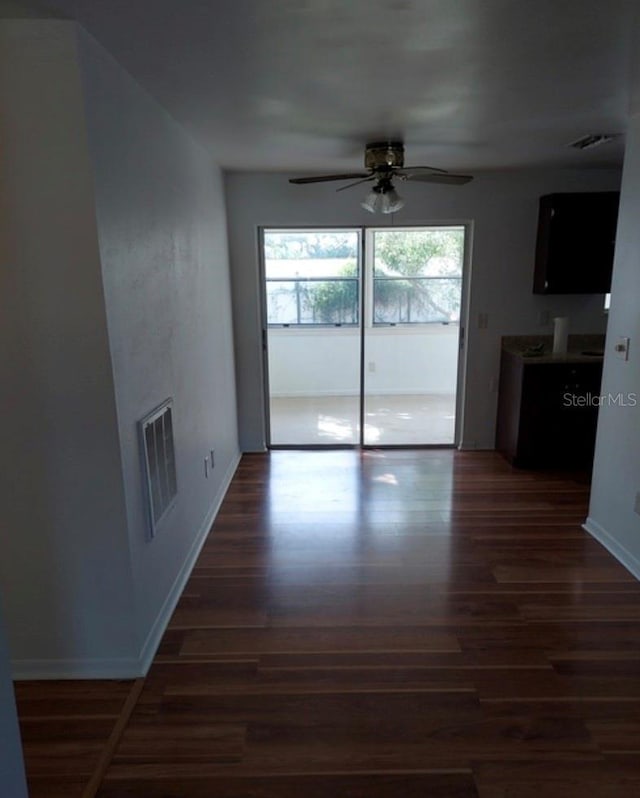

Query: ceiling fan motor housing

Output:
[365, 141, 405, 170]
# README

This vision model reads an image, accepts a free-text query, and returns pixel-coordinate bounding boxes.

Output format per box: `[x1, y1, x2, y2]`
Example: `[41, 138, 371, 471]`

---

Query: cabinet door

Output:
[517, 365, 566, 463]
[533, 192, 619, 294]
[517, 363, 602, 467]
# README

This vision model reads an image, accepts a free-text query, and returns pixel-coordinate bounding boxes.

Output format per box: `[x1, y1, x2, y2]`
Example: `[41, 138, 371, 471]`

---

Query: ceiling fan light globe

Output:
[381, 188, 404, 214]
[361, 190, 381, 213]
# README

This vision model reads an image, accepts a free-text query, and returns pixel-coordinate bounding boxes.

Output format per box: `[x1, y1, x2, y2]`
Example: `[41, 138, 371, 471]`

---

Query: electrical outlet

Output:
[634, 491, 640, 516]
[478, 312, 488, 329]
[204, 457, 209, 478]
[368, 361, 376, 373]
[539, 310, 550, 327]
[615, 336, 630, 361]
[210, 449, 215, 470]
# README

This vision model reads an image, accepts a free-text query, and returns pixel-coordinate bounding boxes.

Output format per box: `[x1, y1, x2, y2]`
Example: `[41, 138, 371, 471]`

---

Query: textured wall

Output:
[0, 18, 239, 677]
[0, 19, 136, 675]
[0, 598, 27, 798]
[587, 110, 640, 577]
[225, 169, 620, 451]
[77, 28, 239, 661]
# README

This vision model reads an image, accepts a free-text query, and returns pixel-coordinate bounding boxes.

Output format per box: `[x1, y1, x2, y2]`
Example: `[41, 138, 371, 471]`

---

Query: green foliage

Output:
[266, 230, 465, 324]
[373, 230, 464, 322]
[307, 260, 358, 323]
[375, 229, 464, 276]
[265, 232, 357, 260]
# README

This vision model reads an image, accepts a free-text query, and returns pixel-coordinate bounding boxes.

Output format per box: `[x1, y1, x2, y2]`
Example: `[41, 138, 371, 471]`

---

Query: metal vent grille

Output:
[568, 133, 617, 150]
[140, 399, 177, 537]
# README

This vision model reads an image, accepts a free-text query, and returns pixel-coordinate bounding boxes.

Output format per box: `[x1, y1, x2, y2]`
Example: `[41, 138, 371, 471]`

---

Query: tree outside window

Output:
[373, 228, 464, 324]
[264, 231, 360, 326]
[263, 227, 464, 326]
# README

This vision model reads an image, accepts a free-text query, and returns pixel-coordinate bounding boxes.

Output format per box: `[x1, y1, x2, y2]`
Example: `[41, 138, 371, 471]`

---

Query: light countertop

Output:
[501, 334, 605, 364]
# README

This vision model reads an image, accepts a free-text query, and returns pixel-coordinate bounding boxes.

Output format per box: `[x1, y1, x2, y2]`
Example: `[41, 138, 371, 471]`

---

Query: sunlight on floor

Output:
[270, 393, 456, 445]
[317, 414, 356, 442]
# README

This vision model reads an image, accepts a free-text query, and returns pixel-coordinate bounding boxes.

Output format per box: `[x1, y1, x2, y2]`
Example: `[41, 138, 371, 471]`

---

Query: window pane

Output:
[266, 281, 301, 324]
[374, 228, 464, 278]
[373, 277, 461, 323]
[264, 230, 361, 325]
[264, 231, 359, 279]
[267, 280, 358, 325]
[306, 280, 359, 324]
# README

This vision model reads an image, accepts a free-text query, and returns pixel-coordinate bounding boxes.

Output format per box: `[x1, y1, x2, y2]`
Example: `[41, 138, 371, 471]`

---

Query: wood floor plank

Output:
[178, 625, 462, 656]
[97, 771, 480, 797]
[14, 679, 134, 798]
[11, 450, 640, 797]
[474, 757, 640, 797]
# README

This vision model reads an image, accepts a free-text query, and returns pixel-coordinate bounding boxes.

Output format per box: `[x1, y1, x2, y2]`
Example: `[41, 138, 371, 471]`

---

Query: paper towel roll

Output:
[552, 316, 569, 354]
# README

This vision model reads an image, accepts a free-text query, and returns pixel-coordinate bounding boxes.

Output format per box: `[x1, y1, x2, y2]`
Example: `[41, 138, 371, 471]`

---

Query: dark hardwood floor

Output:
[14, 450, 640, 797]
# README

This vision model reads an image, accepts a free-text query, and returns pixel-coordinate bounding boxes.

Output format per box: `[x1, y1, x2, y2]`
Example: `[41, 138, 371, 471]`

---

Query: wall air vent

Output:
[568, 133, 618, 150]
[139, 399, 177, 538]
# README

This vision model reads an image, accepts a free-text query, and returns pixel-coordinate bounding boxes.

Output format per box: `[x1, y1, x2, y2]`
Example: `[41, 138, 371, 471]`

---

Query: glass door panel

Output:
[263, 229, 362, 445]
[363, 227, 465, 446]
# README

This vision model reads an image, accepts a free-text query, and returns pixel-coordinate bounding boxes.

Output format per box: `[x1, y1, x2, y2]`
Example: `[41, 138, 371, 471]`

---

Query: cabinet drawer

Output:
[521, 362, 602, 406]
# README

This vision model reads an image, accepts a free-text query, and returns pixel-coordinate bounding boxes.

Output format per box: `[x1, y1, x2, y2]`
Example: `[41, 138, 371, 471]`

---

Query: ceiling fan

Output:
[289, 141, 473, 214]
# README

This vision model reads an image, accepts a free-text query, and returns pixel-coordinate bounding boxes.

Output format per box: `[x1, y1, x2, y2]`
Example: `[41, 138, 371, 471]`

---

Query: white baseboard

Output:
[458, 441, 494, 451]
[11, 657, 142, 681]
[583, 517, 640, 582]
[11, 451, 242, 681]
[270, 390, 456, 398]
[137, 450, 242, 675]
[270, 390, 358, 398]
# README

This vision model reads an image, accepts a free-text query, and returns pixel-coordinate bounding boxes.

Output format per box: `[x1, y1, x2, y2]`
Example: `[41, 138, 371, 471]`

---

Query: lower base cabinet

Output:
[496, 350, 603, 469]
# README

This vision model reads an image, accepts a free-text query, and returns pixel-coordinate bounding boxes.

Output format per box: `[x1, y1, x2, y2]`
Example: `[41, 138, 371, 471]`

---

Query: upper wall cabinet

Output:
[533, 191, 620, 294]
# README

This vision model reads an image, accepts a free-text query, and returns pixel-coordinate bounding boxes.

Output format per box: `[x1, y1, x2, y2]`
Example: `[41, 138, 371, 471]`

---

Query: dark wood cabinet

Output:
[533, 191, 619, 294]
[496, 350, 603, 468]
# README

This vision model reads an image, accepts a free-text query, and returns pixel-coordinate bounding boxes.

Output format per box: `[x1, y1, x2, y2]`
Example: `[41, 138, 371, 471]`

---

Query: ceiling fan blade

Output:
[289, 172, 370, 185]
[396, 165, 448, 174]
[336, 177, 375, 192]
[401, 172, 473, 185]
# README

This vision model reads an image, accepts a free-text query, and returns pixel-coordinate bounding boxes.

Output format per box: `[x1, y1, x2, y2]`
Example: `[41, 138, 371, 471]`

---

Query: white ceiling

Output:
[31, 0, 636, 173]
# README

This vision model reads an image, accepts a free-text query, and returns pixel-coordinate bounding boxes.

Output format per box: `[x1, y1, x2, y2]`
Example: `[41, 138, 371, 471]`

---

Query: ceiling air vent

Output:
[139, 399, 177, 538]
[568, 133, 618, 150]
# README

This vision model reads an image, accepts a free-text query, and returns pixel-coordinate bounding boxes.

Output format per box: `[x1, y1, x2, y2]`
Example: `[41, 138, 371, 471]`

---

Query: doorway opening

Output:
[261, 225, 469, 448]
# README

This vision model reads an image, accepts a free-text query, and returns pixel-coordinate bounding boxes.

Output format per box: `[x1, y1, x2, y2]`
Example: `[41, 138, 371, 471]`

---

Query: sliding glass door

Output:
[363, 227, 465, 446]
[262, 225, 467, 447]
[263, 229, 362, 445]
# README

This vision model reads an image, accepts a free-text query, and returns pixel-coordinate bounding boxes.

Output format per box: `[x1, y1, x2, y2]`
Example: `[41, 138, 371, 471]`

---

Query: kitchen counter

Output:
[501, 334, 605, 364]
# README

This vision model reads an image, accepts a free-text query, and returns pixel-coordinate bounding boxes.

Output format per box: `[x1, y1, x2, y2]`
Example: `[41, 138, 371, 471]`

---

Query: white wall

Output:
[586, 110, 640, 577]
[0, 598, 27, 798]
[225, 170, 620, 451]
[268, 326, 459, 396]
[0, 19, 137, 676]
[76, 29, 240, 670]
[0, 19, 240, 678]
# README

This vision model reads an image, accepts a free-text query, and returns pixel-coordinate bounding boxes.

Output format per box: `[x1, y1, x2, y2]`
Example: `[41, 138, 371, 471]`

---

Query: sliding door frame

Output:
[258, 222, 473, 450]
[258, 226, 364, 450]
